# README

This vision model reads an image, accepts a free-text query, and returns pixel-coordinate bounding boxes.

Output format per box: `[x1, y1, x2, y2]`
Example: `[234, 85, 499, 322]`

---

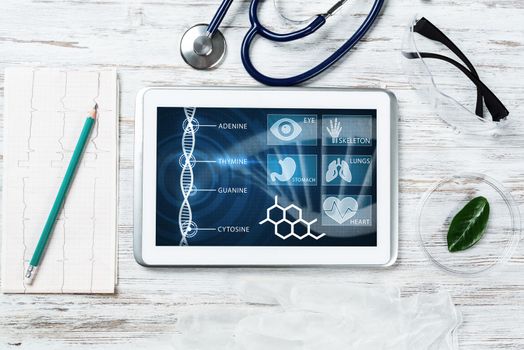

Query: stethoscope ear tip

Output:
[180, 24, 227, 70]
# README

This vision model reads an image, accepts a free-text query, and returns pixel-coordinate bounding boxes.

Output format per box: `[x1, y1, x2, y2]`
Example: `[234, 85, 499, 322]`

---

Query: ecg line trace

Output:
[21, 177, 29, 293]
[178, 107, 198, 246]
[55, 71, 68, 169]
[18, 71, 37, 168]
[323, 201, 356, 218]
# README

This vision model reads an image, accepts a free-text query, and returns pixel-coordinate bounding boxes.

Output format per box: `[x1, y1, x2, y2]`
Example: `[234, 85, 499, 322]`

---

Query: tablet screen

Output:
[156, 107, 377, 247]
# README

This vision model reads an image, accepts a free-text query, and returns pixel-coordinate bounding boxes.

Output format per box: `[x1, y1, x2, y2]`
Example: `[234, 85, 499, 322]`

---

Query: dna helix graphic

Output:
[178, 107, 197, 246]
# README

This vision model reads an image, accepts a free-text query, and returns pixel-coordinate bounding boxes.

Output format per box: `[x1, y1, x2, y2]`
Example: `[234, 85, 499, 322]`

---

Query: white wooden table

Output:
[1, 0, 524, 349]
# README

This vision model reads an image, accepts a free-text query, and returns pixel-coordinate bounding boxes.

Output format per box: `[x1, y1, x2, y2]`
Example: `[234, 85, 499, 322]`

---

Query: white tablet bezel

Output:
[135, 87, 397, 266]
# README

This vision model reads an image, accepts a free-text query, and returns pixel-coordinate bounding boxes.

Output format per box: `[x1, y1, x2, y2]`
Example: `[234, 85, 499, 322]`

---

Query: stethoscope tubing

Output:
[207, 0, 234, 36]
[241, 0, 385, 86]
[249, 10, 327, 42]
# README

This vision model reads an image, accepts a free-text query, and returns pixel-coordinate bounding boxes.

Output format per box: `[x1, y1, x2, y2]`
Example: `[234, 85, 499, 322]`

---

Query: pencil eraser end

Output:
[24, 265, 36, 285]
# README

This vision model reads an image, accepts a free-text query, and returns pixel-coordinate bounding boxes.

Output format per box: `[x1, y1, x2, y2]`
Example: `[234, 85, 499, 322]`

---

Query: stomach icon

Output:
[270, 157, 296, 182]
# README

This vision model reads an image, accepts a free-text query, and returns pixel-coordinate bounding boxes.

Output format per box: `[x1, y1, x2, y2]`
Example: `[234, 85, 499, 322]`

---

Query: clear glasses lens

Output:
[273, 0, 328, 23]
[401, 20, 436, 102]
[401, 17, 507, 135]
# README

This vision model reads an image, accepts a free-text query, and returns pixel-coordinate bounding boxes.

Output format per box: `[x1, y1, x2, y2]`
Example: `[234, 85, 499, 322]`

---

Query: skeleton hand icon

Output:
[326, 118, 342, 138]
[326, 158, 352, 183]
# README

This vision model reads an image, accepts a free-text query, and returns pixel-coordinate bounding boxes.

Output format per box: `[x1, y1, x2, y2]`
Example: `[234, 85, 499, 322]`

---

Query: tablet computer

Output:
[134, 88, 397, 266]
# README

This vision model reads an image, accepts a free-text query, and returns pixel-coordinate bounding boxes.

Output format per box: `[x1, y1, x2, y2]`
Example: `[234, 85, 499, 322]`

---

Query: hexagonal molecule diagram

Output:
[259, 196, 326, 240]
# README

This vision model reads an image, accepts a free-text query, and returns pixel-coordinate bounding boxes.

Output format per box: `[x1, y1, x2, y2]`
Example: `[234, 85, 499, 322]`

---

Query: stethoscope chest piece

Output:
[180, 24, 227, 70]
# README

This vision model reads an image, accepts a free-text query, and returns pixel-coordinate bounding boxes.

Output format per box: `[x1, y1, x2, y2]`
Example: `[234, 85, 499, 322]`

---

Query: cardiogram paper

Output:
[1, 68, 118, 293]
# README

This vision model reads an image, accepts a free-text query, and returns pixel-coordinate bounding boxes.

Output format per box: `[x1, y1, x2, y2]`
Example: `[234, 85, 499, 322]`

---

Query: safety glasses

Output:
[401, 16, 509, 135]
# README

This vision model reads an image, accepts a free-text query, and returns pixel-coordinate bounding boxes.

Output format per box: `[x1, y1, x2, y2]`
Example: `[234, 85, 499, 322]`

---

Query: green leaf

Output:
[447, 196, 490, 253]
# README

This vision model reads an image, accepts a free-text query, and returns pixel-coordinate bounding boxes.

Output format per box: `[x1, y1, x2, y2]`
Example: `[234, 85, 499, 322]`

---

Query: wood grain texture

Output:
[1, 0, 523, 348]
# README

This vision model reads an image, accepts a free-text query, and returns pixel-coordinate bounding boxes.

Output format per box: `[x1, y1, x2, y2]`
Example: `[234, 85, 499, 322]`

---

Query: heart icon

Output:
[322, 197, 359, 224]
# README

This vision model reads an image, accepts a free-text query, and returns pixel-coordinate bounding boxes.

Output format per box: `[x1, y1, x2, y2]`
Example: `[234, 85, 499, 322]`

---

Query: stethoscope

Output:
[180, 0, 385, 86]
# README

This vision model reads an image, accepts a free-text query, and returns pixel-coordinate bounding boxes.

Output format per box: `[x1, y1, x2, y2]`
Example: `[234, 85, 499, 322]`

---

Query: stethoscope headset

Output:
[180, 0, 385, 86]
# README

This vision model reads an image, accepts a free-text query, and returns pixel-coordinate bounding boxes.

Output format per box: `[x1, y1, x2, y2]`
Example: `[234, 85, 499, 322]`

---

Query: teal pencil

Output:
[24, 104, 98, 284]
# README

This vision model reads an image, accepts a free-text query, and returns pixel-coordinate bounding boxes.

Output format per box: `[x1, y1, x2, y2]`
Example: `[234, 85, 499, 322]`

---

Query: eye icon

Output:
[270, 118, 303, 142]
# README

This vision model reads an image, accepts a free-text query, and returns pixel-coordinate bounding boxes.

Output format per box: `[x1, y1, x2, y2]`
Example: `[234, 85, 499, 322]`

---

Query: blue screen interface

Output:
[156, 107, 377, 246]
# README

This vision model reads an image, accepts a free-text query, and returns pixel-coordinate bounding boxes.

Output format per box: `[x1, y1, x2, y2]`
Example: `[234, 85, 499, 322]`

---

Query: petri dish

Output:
[417, 173, 521, 275]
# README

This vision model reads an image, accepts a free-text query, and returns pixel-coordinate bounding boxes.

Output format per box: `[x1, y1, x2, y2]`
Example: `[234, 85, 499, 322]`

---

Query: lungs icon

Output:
[325, 158, 352, 183]
[326, 159, 339, 183]
[339, 159, 352, 183]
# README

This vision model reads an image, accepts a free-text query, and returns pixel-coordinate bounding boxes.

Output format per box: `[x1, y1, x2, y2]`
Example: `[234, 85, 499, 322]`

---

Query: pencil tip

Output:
[90, 104, 98, 119]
